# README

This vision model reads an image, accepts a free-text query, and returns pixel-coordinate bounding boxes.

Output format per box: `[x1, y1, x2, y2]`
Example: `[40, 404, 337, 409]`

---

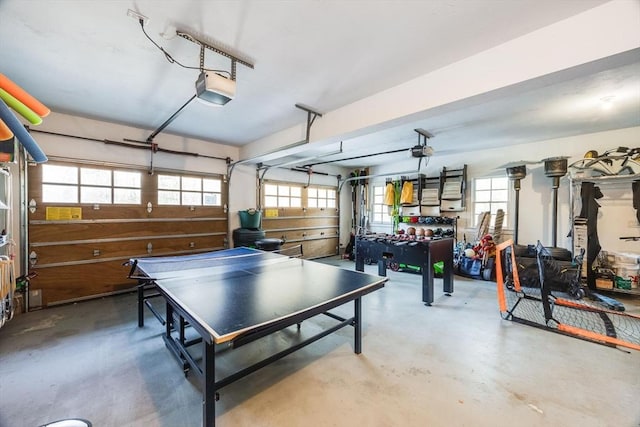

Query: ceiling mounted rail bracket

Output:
[176, 31, 255, 80]
[138, 22, 255, 143]
[295, 104, 323, 143]
[228, 104, 323, 181]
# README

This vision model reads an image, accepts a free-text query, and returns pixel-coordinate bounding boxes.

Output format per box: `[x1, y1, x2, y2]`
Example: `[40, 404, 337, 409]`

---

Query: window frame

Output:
[263, 182, 303, 208]
[41, 163, 143, 205]
[371, 184, 392, 225]
[157, 173, 223, 207]
[472, 176, 509, 228]
[306, 185, 336, 209]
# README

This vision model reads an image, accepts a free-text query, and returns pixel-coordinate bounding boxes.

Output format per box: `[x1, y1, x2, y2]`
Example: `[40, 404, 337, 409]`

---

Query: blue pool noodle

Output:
[0, 98, 47, 163]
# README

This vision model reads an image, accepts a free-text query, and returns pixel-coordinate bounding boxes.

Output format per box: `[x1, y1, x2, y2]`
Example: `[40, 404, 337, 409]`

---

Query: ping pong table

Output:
[128, 247, 387, 427]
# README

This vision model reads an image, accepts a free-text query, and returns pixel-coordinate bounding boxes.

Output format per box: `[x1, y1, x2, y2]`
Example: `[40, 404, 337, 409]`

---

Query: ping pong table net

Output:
[131, 250, 296, 281]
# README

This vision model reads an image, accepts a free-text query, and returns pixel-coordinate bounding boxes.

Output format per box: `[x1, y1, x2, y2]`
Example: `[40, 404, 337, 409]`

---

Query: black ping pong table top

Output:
[131, 247, 387, 344]
[130, 247, 387, 427]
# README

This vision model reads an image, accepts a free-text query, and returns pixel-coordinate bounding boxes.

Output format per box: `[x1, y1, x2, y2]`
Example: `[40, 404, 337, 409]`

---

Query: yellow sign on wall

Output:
[46, 207, 82, 220]
[264, 208, 279, 218]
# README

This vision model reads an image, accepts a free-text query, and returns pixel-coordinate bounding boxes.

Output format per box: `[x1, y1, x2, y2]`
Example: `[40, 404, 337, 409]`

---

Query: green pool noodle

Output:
[0, 88, 42, 125]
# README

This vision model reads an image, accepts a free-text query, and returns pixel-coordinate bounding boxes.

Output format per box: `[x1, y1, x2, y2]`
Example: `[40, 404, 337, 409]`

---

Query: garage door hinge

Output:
[29, 199, 36, 213]
[147, 243, 153, 254]
[147, 202, 153, 213]
[224, 204, 228, 213]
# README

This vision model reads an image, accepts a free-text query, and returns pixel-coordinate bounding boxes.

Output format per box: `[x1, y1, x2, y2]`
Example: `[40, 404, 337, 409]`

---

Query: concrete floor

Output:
[1, 258, 639, 427]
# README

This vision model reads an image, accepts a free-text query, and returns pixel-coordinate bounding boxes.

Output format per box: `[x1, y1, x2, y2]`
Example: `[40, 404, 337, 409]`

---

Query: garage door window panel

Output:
[158, 174, 222, 206]
[42, 164, 79, 203]
[264, 184, 301, 208]
[308, 187, 335, 209]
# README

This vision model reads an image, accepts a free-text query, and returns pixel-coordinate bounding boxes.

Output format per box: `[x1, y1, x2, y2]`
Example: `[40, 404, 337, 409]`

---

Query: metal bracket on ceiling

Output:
[414, 128, 433, 145]
[227, 104, 324, 181]
[176, 31, 255, 80]
[295, 104, 323, 143]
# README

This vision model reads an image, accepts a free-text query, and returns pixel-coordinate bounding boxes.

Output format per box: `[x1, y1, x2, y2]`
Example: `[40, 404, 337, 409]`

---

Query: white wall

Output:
[369, 126, 640, 253]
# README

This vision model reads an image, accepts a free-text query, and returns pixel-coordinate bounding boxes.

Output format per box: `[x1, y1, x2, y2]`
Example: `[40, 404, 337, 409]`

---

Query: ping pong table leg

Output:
[354, 297, 362, 354]
[137, 283, 144, 327]
[203, 340, 216, 427]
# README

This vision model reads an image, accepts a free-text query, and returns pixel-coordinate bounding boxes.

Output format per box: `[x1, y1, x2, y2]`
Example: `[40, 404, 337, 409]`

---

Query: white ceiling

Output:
[1, 0, 639, 168]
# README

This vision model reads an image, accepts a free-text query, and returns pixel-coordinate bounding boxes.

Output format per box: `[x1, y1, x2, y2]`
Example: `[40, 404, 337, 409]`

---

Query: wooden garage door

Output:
[28, 160, 227, 306]
[261, 180, 339, 259]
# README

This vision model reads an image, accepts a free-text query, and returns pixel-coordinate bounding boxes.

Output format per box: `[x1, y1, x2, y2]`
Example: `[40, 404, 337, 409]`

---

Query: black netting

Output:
[496, 241, 640, 351]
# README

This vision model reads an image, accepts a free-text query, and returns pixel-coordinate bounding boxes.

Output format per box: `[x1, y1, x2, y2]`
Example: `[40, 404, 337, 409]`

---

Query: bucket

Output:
[239, 209, 261, 229]
[615, 262, 639, 289]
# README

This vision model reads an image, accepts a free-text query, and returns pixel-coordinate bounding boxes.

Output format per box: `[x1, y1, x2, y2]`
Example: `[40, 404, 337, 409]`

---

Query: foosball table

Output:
[355, 235, 454, 306]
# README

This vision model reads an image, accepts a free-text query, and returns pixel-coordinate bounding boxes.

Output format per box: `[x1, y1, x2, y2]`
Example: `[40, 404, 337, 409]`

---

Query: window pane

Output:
[42, 184, 78, 203]
[182, 177, 201, 192]
[278, 186, 289, 196]
[492, 203, 508, 213]
[475, 203, 490, 214]
[327, 199, 336, 208]
[476, 191, 491, 202]
[492, 177, 508, 190]
[491, 189, 508, 201]
[203, 178, 221, 192]
[317, 188, 326, 198]
[158, 175, 180, 190]
[308, 188, 317, 198]
[374, 186, 383, 196]
[114, 171, 141, 188]
[81, 168, 111, 186]
[114, 188, 141, 204]
[203, 193, 220, 206]
[290, 197, 301, 208]
[182, 191, 202, 206]
[81, 186, 111, 204]
[308, 198, 317, 208]
[158, 190, 180, 205]
[327, 190, 335, 199]
[318, 199, 327, 208]
[290, 187, 301, 197]
[278, 196, 289, 207]
[42, 164, 78, 184]
[265, 184, 278, 196]
[475, 179, 491, 191]
[374, 194, 383, 204]
[265, 196, 278, 207]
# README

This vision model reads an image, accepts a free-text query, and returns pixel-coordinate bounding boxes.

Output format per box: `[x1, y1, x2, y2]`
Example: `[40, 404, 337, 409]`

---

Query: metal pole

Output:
[551, 177, 560, 247]
[514, 184, 520, 245]
[146, 94, 196, 143]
